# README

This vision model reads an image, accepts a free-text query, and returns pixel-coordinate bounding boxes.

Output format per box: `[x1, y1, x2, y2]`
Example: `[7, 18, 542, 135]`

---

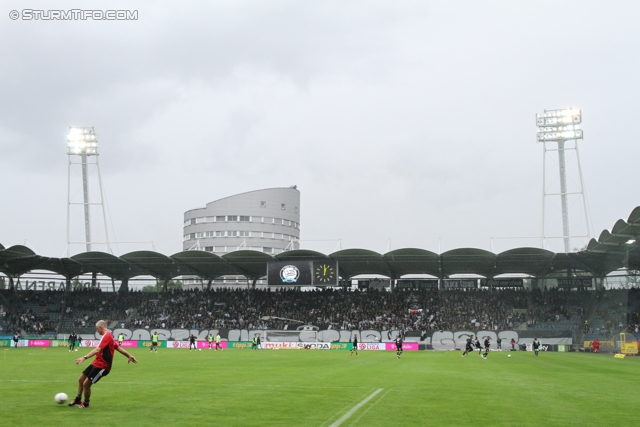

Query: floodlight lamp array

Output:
[536, 108, 581, 126]
[67, 127, 98, 155]
[536, 108, 583, 143]
[537, 128, 583, 142]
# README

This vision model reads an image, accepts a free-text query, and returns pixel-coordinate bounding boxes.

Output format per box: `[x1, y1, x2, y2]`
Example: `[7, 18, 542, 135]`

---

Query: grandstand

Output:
[0, 206, 639, 352]
[0, 286, 638, 352]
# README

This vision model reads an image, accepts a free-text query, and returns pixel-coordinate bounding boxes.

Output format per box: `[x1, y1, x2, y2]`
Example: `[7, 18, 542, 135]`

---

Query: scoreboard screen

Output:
[267, 261, 339, 286]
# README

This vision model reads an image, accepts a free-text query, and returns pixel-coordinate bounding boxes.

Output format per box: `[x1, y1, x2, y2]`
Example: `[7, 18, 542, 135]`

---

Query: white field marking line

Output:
[320, 389, 374, 427]
[329, 388, 384, 427]
[0, 379, 370, 390]
[347, 388, 392, 426]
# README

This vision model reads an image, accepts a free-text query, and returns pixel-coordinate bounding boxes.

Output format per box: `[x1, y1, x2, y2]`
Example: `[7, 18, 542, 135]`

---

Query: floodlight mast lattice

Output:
[536, 109, 591, 253]
[66, 127, 111, 255]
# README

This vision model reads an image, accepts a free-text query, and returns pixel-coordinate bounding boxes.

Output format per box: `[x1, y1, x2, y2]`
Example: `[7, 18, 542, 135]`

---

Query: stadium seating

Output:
[1, 287, 638, 340]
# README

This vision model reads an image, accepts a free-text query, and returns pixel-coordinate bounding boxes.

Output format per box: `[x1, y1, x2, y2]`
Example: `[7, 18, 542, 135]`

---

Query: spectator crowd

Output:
[1, 286, 638, 337]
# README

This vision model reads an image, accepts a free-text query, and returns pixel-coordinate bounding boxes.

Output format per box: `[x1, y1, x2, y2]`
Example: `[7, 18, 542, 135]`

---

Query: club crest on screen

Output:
[280, 265, 300, 283]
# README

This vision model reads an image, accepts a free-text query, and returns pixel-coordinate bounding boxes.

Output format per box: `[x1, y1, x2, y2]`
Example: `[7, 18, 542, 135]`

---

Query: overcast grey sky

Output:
[1, 0, 639, 258]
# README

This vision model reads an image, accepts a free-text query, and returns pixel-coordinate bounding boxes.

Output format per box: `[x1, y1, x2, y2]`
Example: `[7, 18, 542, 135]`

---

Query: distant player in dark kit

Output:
[13, 332, 20, 348]
[215, 332, 222, 351]
[189, 334, 197, 351]
[150, 331, 159, 352]
[395, 334, 403, 359]
[256, 334, 261, 349]
[252, 334, 258, 350]
[69, 320, 138, 409]
[473, 336, 482, 355]
[511, 338, 516, 350]
[462, 335, 474, 357]
[496, 337, 502, 351]
[482, 337, 490, 359]
[69, 331, 77, 352]
[532, 337, 541, 357]
[350, 334, 359, 356]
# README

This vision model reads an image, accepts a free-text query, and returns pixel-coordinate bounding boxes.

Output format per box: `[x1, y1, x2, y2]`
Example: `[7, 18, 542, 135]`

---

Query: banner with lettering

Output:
[28, 339, 51, 347]
[385, 342, 419, 351]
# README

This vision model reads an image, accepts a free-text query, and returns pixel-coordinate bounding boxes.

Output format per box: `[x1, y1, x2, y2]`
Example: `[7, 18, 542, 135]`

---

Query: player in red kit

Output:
[69, 320, 138, 409]
[592, 338, 600, 353]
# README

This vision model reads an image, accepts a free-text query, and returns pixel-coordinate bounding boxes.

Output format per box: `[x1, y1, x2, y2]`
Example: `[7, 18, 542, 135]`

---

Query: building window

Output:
[263, 247, 273, 254]
[260, 201, 266, 207]
[195, 217, 205, 224]
[205, 231, 214, 237]
[215, 231, 225, 237]
[215, 216, 225, 222]
[281, 203, 286, 210]
[238, 231, 251, 237]
[239, 216, 250, 222]
[228, 231, 238, 237]
[204, 246, 214, 252]
[264, 217, 273, 223]
[275, 233, 283, 239]
[295, 206, 298, 213]
[275, 218, 283, 225]
[196, 232, 205, 238]
[227, 215, 238, 222]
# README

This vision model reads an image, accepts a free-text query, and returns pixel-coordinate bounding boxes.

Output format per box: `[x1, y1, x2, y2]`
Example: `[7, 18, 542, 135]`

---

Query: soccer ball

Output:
[55, 393, 68, 404]
[508, 354, 511, 358]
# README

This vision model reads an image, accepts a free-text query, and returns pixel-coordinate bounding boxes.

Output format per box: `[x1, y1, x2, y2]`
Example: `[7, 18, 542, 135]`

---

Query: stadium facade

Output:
[183, 186, 300, 255]
[182, 187, 300, 287]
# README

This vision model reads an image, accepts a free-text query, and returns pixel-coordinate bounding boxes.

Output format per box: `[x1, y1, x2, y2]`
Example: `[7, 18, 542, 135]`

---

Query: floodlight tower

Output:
[66, 127, 110, 254]
[536, 109, 592, 253]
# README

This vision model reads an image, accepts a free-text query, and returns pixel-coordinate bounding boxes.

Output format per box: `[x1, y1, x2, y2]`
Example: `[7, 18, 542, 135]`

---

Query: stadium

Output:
[1, 195, 639, 424]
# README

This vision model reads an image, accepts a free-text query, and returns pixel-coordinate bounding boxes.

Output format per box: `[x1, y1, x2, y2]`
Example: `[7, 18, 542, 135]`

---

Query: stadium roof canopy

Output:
[1, 206, 639, 284]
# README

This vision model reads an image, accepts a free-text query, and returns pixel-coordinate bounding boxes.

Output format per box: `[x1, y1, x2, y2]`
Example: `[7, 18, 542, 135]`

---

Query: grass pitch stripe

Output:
[329, 388, 384, 427]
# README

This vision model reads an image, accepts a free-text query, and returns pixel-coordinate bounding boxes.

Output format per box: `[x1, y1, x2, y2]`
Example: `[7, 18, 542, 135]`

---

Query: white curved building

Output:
[183, 186, 300, 255]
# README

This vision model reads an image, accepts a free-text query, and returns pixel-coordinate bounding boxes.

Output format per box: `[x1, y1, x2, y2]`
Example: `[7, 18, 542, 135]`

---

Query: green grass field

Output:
[0, 347, 638, 426]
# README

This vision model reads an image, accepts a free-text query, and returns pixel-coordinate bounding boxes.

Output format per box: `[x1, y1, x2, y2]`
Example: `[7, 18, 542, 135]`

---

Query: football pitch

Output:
[0, 347, 638, 426]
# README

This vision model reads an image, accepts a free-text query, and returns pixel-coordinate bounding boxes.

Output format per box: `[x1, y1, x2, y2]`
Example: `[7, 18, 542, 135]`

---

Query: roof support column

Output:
[119, 278, 129, 294]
